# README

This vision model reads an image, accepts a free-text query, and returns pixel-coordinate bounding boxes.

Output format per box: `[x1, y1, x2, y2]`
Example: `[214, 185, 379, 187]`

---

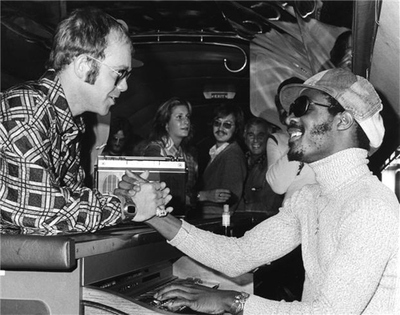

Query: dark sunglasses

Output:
[86, 55, 132, 87]
[213, 120, 234, 130]
[112, 69, 132, 87]
[289, 95, 331, 117]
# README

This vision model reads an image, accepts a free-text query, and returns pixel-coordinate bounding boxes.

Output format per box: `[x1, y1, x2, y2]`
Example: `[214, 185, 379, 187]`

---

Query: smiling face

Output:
[83, 32, 133, 116]
[213, 114, 236, 146]
[286, 89, 338, 163]
[245, 123, 268, 158]
[166, 105, 191, 146]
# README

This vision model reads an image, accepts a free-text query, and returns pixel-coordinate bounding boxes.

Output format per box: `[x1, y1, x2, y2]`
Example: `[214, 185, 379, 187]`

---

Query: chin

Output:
[215, 136, 226, 142]
[98, 108, 111, 116]
[251, 150, 263, 156]
[288, 148, 304, 162]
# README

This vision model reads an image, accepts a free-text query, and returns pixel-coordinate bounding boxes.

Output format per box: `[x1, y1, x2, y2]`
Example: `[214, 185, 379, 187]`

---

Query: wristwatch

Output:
[229, 292, 250, 315]
[123, 201, 137, 218]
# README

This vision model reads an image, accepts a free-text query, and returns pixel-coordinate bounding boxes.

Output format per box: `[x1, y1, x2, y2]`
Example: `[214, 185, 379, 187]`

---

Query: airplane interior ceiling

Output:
[1, 0, 399, 172]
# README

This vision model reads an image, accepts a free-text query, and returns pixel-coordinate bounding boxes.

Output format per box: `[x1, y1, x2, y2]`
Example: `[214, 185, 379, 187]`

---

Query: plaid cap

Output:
[279, 68, 385, 152]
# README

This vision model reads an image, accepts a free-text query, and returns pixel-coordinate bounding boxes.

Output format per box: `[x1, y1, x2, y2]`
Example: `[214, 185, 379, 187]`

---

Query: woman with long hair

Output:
[142, 97, 198, 213]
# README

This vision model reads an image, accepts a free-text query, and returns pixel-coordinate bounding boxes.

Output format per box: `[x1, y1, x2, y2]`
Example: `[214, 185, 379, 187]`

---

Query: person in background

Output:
[196, 104, 247, 218]
[329, 30, 352, 71]
[267, 77, 316, 203]
[142, 97, 198, 211]
[102, 117, 132, 156]
[239, 117, 282, 217]
[121, 68, 398, 314]
[0, 7, 170, 235]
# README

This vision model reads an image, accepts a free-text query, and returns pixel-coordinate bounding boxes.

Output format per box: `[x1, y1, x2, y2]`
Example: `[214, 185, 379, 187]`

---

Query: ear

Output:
[73, 55, 90, 81]
[337, 111, 355, 131]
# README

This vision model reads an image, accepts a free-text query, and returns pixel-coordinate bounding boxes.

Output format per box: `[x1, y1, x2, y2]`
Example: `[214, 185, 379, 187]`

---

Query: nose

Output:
[116, 78, 129, 92]
[285, 112, 298, 126]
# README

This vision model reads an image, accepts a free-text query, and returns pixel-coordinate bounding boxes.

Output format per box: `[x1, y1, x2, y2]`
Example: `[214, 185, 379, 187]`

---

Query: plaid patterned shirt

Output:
[0, 70, 122, 235]
[162, 137, 198, 195]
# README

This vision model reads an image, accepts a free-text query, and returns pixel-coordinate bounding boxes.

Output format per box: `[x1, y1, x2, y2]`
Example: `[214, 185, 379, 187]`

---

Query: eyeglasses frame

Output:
[85, 55, 132, 87]
[289, 95, 331, 117]
[213, 119, 235, 130]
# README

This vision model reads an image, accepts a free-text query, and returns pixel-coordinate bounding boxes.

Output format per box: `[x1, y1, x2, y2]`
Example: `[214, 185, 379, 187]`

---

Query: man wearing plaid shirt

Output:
[0, 7, 171, 235]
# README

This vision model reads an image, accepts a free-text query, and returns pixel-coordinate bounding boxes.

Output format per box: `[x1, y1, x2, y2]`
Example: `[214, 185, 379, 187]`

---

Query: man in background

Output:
[239, 117, 282, 216]
[196, 104, 247, 218]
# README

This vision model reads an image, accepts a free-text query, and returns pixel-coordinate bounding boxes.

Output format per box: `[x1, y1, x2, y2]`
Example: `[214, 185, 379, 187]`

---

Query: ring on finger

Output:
[156, 208, 168, 217]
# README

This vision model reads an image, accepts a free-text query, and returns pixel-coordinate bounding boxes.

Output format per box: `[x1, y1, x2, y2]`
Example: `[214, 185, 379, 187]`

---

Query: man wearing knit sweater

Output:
[121, 69, 399, 314]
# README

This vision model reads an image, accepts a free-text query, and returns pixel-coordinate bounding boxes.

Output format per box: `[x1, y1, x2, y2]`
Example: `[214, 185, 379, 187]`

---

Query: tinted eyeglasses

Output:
[86, 55, 132, 87]
[289, 95, 331, 117]
[213, 120, 235, 129]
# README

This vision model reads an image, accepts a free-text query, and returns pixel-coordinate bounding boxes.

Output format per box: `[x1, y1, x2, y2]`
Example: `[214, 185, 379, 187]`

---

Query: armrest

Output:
[1, 235, 76, 271]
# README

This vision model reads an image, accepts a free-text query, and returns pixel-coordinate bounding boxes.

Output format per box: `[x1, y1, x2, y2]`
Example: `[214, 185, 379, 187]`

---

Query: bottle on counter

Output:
[222, 204, 232, 236]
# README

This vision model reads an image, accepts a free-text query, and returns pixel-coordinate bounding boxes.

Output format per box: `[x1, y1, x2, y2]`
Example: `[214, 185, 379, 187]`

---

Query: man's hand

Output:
[114, 170, 173, 222]
[202, 189, 231, 203]
[153, 279, 238, 314]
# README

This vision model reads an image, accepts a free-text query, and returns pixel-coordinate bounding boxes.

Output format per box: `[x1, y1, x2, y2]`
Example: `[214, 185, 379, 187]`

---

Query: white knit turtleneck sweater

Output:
[169, 148, 399, 314]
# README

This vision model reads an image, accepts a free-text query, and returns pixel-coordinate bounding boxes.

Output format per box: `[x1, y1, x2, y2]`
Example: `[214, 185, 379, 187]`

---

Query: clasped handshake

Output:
[114, 170, 173, 221]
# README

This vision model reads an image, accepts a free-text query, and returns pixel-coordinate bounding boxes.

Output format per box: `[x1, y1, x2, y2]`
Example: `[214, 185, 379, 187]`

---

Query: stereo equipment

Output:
[95, 156, 187, 215]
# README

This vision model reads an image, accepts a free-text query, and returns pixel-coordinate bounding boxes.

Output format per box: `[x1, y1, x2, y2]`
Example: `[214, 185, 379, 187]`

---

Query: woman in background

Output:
[142, 97, 198, 213]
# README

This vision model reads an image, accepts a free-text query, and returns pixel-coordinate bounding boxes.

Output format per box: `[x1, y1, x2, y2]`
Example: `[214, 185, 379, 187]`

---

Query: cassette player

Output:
[95, 156, 187, 215]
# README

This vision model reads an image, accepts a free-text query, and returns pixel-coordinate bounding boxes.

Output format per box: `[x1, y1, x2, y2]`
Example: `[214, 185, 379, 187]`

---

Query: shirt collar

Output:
[40, 70, 85, 134]
[162, 136, 183, 158]
[209, 142, 229, 162]
[245, 151, 266, 168]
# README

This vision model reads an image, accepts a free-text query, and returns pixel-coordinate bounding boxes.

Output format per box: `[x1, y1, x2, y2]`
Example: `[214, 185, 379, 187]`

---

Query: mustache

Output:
[287, 122, 304, 132]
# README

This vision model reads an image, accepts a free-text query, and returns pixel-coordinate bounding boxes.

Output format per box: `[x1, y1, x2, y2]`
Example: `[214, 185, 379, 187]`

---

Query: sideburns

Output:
[310, 121, 333, 136]
[85, 68, 99, 85]
[85, 62, 100, 85]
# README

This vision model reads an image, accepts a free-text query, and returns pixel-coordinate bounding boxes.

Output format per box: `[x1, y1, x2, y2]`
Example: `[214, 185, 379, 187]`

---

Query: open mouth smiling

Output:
[288, 128, 303, 142]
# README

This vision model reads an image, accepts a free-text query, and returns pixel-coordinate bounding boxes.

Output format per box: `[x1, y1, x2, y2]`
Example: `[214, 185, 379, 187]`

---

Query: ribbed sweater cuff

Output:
[168, 219, 192, 247]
